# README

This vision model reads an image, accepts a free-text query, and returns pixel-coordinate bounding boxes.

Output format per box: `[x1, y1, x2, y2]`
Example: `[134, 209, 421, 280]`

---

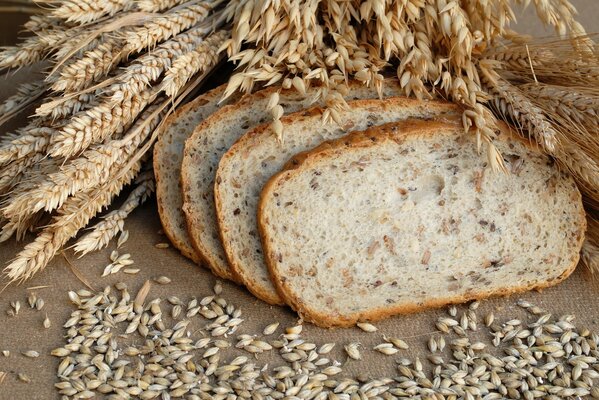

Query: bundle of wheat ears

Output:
[0, 0, 597, 284]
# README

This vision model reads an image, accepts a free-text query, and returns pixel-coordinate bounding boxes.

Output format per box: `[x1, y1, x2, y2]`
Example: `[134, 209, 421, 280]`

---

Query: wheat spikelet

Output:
[163, 30, 227, 97]
[74, 170, 155, 255]
[3, 160, 141, 284]
[41, 0, 133, 24]
[123, 2, 216, 54]
[47, 88, 158, 159]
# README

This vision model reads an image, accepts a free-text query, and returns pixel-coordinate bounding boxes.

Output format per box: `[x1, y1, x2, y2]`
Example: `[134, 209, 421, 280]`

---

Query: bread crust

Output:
[215, 96, 462, 305]
[153, 85, 226, 264]
[258, 120, 587, 327]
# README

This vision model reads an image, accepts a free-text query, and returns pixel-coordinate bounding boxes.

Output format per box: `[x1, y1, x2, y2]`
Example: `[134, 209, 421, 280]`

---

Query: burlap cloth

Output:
[0, 2, 598, 398]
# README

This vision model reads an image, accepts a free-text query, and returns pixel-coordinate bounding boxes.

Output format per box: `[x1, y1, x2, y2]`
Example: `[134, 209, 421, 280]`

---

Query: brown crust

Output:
[153, 85, 227, 264]
[258, 119, 587, 328]
[215, 96, 463, 305]
[182, 79, 407, 287]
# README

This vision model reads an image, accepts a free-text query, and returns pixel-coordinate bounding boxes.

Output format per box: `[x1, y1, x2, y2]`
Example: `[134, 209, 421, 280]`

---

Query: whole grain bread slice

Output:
[181, 80, 404, 282]
[153, 84, 229, 263]
[258, 120, 586, 327]
[214, 97, 462, 304]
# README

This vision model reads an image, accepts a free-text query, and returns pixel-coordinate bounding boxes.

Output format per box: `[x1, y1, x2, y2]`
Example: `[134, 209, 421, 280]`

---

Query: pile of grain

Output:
[43, 281, 599, 399]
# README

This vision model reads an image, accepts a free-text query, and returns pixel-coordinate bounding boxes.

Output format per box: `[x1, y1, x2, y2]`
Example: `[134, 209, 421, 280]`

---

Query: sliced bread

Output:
[214, 98, 462, 304]
[153, 85, 229, 263]
[258, 120, 586, 327]
[181, 80, 404, 282]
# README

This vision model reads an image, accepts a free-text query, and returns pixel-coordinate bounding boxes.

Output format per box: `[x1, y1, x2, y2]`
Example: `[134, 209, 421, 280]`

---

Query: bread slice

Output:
[258, 120, 586, 327]
[153, 85, 228, 263]
[181, 80, 404, 282]
[214, 98, 463, 304]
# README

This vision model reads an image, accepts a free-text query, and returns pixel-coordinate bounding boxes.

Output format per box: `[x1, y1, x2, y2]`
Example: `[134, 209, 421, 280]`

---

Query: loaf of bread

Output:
[153, 85, 228, 263]
[181, 81, 404, 282]
[215, 98, 462, 304]
[258, 120, 586, 327]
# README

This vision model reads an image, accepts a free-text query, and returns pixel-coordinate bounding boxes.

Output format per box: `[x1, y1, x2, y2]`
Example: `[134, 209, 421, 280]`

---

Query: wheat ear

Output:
[3, 160, 142, 284]
[0, 212, 44, 243]
[123, 2, 218, 54]
[73, 170, 155, 256]
[163, 29, 228, 97]
[36, 92, 99, 121]
[479, 60, 558, 153]
[108, 24, 210, 104]
[2, 102, 163, 220]
[47, 88, 158, 159]
[51, 35, 129, 93]
[41, 0, 132, 24]
[0, 125, 55, 167]
[137, 0, 191, 12]
[0, 80, 47, 127]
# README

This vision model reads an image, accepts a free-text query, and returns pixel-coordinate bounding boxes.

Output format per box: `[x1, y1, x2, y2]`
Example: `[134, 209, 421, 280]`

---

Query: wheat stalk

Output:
[73, 170, 155, 256]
